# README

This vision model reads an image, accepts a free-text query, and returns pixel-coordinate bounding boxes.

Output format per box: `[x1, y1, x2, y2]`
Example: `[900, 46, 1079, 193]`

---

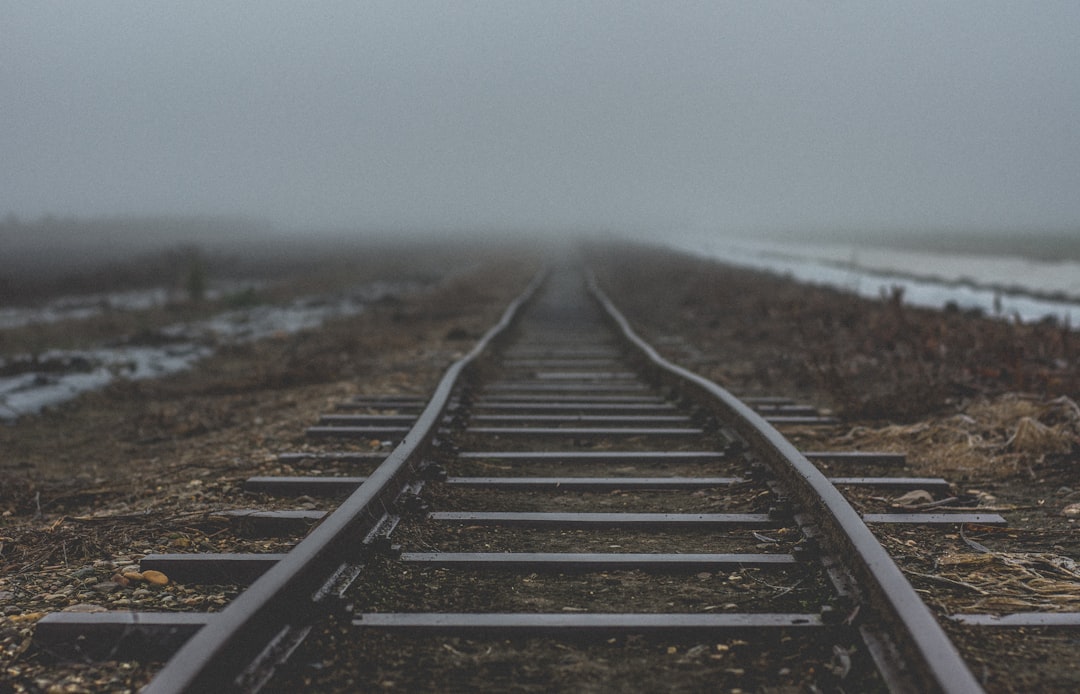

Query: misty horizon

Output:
[4, 3, 1080, 237]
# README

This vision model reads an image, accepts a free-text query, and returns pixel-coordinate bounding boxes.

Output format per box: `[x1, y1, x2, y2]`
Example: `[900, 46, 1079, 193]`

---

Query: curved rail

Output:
[588, 274, 983, 694]
[144, 270, 546, 694]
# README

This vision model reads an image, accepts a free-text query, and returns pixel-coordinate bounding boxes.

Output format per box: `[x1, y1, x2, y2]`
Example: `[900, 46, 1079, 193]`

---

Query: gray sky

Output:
[3, 1, 1079, 236]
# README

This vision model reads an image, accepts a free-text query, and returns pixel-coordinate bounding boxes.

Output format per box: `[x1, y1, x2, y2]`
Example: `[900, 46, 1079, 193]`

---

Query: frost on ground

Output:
[0, 280, 420, 420]
[670, 235, 1080, 326]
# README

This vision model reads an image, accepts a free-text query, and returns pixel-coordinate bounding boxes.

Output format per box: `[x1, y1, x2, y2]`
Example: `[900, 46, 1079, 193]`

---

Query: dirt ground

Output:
[2, 241, 1079, 692]
[0, 245, 541, 692]
[592, 244, 1080, 693]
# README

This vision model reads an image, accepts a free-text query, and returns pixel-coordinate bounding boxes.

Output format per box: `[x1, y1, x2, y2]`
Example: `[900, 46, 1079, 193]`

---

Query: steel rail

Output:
[142, 270, 546, 694]
[587, 273, 983, 694]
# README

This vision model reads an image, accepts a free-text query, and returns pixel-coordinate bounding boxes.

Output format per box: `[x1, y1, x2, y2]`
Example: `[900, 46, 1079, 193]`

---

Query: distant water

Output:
[668, 236, 1080, 327]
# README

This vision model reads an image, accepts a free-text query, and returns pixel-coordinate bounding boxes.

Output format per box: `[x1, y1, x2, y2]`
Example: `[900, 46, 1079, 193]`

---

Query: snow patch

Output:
[669, 236, 1080, 327]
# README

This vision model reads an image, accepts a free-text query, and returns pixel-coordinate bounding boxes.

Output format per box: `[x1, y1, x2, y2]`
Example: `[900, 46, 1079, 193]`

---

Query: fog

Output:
[3, 2, 1079, 239]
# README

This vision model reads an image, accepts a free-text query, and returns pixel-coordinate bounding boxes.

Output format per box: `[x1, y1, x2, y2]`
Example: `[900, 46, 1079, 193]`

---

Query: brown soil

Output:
[591, 243, 1080, 693]
[0, 244, 540, 692]
[592, 243, 1079, 422]
[2, 240, 1079, 692]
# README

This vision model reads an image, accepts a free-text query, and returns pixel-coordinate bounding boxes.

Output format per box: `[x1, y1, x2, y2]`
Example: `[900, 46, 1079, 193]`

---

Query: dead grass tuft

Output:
[827, 394, 1080, 480]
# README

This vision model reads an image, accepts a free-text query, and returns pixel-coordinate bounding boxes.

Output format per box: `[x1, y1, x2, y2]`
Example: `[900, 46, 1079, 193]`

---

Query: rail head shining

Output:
[143, 270, 546, 694]
[587, 272, 982, 694]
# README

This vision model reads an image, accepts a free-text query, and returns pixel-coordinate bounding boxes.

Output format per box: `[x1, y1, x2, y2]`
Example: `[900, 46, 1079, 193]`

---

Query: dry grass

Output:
[824, 394, 1080, 481]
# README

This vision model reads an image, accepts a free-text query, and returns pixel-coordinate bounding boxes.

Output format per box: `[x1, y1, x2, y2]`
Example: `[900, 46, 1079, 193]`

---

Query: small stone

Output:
[0, 590, 14, 602]
[93, 582, 120, 594]
[7, 611, 43, 623]
[1061, 503, 1080, 518]
[142, 570, 169, 586]
[132, 589, 152, 598]
[122, 571, 144, 582]
[110, 573, 131, 587]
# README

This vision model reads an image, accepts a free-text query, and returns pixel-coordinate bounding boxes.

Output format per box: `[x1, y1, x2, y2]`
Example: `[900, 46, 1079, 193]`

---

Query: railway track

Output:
[31, 263, 1075, 691]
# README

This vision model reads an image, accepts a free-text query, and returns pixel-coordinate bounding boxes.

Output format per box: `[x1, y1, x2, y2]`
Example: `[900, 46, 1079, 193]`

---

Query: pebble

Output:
[0, 590, 14, 603]
[1061, 503, 1080, 518]
[142, 570, 169, 586]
